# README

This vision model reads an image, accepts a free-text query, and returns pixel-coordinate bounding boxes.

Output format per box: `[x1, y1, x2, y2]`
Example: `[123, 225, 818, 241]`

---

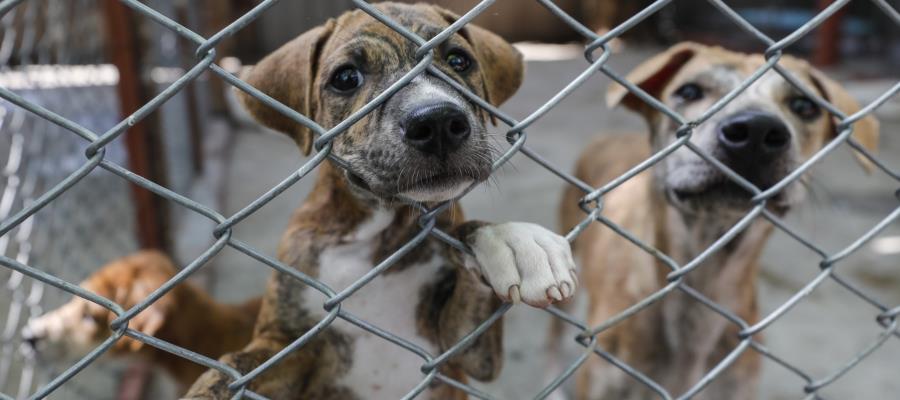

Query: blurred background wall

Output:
[228, 0, 900, 70]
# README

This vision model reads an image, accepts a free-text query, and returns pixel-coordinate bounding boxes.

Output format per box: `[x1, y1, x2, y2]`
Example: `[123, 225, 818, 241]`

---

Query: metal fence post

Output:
[102, 0, 169, 251]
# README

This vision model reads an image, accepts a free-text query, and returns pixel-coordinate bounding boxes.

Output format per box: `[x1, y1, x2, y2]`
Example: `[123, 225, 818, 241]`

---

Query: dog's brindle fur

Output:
[558, 43, 879, 399]
[186, 4, 574, 399]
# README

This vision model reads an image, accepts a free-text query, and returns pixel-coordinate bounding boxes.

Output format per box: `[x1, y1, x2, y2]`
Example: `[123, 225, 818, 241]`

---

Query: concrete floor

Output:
[204, 48, 900, 399]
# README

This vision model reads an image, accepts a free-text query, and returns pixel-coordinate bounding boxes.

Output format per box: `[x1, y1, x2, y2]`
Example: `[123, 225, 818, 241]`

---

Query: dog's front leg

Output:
[184, 275, 321, 399]
[455, 222, 577, 308]
[432, 221, 575, 384]
[436, 266, 504, 382]
[183, 333, 310, 399]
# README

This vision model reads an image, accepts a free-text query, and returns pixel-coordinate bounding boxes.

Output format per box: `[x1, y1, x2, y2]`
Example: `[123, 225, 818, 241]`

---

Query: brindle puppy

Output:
[186, 3, 576, 399]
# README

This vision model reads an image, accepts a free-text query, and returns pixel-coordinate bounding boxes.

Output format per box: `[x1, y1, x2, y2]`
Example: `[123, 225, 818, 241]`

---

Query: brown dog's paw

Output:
[465, 223, 577, 307]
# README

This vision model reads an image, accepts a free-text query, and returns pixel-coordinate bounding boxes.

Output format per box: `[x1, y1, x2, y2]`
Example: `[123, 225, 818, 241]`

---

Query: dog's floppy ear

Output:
[607, 42, 703, 113]
[236, 20, 335, 155]
[465, 24, 523, 106]
[434, 8, 523, 107]
[807, 68, 880, 172]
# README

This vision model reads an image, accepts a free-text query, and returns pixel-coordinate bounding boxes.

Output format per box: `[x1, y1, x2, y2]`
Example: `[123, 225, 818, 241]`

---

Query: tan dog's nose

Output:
[21, 325, 41, 349]
[718, 112, 791, 161]
[402, 102, 471, 158]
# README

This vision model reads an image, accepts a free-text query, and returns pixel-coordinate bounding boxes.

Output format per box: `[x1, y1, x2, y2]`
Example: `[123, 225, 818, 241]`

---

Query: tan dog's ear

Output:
[434, 8, 523, 107]
[607, 42, 703, 113]
[807, 68, 880, 172]
[236, 19, 335, 155]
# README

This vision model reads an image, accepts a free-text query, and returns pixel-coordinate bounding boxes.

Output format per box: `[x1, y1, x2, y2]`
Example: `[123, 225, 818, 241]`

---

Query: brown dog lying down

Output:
[186, 3, 576, 400]
[21, 250, 261, 391]
[557, 42, 879, 399]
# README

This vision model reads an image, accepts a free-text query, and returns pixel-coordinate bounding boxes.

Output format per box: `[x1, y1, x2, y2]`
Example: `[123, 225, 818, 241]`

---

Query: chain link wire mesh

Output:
[0, 0, 897, 399]
[0, 0, 139, 398]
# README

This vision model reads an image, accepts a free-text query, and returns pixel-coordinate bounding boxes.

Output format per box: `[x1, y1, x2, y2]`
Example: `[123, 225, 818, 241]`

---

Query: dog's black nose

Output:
[402, 102, 471, 158]
[717, 112, 791, 160]
[22, 332, 38, 349]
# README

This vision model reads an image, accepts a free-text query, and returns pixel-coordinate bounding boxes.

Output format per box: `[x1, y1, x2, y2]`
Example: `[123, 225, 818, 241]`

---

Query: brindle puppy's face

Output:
[238, 3, 523, 203]
[316, 8, 493, 201]
[610, 43, 879, 217]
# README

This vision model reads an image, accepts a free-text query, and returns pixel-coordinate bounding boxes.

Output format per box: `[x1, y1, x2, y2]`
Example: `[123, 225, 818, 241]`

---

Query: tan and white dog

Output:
[187, 3, 576, 399]
[558, 42, 879, 399]
[20, 250, 261, 391]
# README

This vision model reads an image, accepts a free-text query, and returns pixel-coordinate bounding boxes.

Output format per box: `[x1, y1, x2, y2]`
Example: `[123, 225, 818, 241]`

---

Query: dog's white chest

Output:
[308, 210, 443, 398]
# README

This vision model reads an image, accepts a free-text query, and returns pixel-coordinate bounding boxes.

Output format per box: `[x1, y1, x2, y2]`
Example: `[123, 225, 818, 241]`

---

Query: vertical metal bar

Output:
[813, 0, 845, 66]
[175, 2, 205, 174]
[102, 0, 168, 250]
[103, 3, 167, 397]
[200, 0, 237, 116]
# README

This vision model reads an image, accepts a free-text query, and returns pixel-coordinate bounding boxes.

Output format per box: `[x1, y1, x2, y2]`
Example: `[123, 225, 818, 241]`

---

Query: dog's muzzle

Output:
[402, 101, 471, 159]
[716, 111, 791, 189]
[669, 111, 796, 210]
[22, 330, 39, 349]
[20, 325, 44, 356]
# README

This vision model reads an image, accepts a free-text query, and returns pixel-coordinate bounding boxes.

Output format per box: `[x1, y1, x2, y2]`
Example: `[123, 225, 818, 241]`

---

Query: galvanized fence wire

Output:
[0, 0, 137, 398]
[0, 0, 898, 399]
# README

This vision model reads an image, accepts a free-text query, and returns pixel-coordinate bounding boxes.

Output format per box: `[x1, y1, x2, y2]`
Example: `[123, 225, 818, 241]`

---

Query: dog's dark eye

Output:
[674, 83, 703, 102]
[788, 96, 821, 120]
[329, 66, 363, 93]
[446, 50, 472, 72]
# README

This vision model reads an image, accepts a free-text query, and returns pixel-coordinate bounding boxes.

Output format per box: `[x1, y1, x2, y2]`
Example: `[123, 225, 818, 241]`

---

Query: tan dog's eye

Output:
[446, 49, 472, 73]
[329, 65, 364, 93]
[673, 83, 703, 102]
[788, 96, 821, 120]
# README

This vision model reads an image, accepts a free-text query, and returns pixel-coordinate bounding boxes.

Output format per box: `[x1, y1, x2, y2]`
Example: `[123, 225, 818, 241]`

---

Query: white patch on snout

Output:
[406, 75, 466, 109]
[302, 209, 444, 397]
[663, 161, 719, 193]
[401, 179, 473, 202]
[466, 222, 577, 308]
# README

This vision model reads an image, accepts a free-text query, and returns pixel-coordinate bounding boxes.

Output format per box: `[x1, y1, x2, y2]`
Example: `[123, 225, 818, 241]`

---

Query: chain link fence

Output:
[0, 0, 898, 399]
[0, 1, 140, 398]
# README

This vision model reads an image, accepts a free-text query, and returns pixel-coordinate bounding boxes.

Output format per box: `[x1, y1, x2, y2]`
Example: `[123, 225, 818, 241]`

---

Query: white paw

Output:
[466, 222, 577, 308]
